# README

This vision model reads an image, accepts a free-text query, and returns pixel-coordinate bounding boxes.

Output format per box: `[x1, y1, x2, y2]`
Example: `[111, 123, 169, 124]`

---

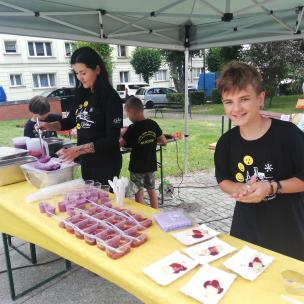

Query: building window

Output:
[32, 73, 55, 88]
[10, 74, 23, 86]
[192, 67, 204, 79]
[28, 42, 52, 57]
[4, 40, 17, 53]
[155, 70, 167, 81]
[119, 71, 129, 83]
[69, 72, 75, 86]
[117, 45, 127, 57]
[65, 42, 74, 56]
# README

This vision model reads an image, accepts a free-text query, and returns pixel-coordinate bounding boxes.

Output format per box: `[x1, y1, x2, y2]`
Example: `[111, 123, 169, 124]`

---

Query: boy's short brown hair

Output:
[29, 95, 50, 115]
[125, 96, 144, 111]
[217, 61, 263, 96]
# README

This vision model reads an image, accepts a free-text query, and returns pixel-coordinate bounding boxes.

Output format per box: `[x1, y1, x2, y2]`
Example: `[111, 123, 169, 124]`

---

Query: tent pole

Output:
[184, 47, 189, 174]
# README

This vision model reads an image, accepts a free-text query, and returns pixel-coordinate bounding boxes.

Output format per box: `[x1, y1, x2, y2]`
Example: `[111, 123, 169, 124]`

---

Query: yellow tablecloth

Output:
[0, 182, 304, 304]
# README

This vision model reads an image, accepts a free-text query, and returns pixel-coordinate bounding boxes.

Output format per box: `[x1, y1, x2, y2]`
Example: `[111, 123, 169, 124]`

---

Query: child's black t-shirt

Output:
[123, 119, 162, 173]
[214, 118, 304, 260]
[24, 113, 62, 138]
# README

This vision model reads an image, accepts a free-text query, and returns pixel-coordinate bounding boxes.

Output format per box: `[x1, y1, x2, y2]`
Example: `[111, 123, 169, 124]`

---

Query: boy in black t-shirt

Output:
[214, 62, 304, 260]
[119, 97, 167, 209]
[24, 95, 61, 138]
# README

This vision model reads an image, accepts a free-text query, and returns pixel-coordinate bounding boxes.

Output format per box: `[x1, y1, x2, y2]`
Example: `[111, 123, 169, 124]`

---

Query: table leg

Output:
[7, 235, 37, 264]
[160, 145, 164, 206]
[2, 233, 72, 301]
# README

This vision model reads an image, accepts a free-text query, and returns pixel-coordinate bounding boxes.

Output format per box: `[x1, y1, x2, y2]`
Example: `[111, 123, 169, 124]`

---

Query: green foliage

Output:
[211, 88, 222, 103]
[166, 93, 185, 104]
[206, 48, 222, 72]
[206, 46, 242, 72]
[189, 91, 205, 105]
[160, 50, 200, 92]
[130, 48, 162, 84]
[242, 41, 304, 104]
[73, 41, 113, 76]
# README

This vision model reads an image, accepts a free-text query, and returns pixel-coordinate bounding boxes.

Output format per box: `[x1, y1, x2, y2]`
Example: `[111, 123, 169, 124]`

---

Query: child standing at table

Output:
[24, 95, 61, 138]
[214, 62, 304, 260]
[119, 97, 167, 209]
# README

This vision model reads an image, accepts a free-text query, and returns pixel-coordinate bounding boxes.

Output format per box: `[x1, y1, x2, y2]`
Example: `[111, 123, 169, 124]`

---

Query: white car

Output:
[135, 87, 176, 108]
[116, 82, 148, 101]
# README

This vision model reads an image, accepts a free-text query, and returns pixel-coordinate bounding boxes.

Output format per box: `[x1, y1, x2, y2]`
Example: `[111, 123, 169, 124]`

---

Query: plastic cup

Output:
[93, 182, 102, 189]
[84, 179, 94, 189]
[100, 185, 110, 192]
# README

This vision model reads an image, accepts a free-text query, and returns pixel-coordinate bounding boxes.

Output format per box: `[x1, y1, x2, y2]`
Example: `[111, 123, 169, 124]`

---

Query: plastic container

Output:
[105, 236, 132, 259]
[21, 161, 80, 188]
[124, 226, 148, 247]
[12, 136, 30, 149]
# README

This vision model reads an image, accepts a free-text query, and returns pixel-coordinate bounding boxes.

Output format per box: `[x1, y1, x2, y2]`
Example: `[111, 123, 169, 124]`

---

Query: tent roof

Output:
[0, 0, 304, 50]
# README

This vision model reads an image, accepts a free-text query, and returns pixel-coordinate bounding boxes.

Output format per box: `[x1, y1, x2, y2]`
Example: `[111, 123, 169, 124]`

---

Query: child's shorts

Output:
[130, 172, 155, 191]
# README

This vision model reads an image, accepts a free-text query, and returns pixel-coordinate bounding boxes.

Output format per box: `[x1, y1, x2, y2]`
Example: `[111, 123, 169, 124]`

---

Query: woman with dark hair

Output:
[38, 47, 123, 184]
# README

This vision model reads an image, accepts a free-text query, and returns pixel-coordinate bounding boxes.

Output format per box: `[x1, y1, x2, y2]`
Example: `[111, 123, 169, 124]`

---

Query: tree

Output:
[242, 41, 304, 105]
[73, 41, 113, 76]
[206, 46, 242, 72]
[130, 48, 162, 84]
[160, 50, 200, 92]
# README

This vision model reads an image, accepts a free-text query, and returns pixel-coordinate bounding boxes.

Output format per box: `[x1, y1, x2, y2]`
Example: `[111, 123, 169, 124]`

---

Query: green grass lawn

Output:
[0, 118, 221, 179]
[191, 94, 304, 115]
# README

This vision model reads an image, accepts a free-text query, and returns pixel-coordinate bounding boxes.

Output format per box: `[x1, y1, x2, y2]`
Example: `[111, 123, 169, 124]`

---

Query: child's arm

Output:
[157, 134, 167, 145]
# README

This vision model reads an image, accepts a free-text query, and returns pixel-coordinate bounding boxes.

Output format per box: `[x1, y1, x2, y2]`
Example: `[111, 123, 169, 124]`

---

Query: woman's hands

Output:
[56, 146, 80, 162]
[56, 142, 95, 162]
[230, 176, 272, 203]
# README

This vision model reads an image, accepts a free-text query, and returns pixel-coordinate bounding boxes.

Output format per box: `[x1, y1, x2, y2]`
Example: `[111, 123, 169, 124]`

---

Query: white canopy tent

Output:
[1, 0, 304, 171]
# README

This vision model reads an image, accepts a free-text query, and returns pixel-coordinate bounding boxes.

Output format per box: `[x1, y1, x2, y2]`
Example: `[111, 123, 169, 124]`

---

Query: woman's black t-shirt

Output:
[60, 86, 123, 183]
[214, 118, 304, 260]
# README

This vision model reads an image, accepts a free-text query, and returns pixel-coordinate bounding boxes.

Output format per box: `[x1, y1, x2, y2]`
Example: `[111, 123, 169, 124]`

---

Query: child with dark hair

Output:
[24, 95, 61, 138]
[119, 97, 167, 209]
[214, 61, 304, 260]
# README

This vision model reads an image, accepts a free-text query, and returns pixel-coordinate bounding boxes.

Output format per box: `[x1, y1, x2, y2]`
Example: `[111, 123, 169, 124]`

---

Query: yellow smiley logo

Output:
[79, 104, 83, 109]
[243, 155, 253, 166]
[238, 162, 245, 172]
[76, 123, 81, 129]
[236, 172, 244, 182]
[83, 101, 88, 107]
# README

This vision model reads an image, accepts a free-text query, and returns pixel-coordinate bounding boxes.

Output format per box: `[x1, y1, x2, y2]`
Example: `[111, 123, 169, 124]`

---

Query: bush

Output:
[189, 91, 205, 105]
[211, 88, 222, 103]
[167, 93, 185, 104]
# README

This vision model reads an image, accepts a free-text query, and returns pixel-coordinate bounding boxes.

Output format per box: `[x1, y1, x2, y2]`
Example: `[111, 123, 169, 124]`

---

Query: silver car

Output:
[135, 87, 176, 109]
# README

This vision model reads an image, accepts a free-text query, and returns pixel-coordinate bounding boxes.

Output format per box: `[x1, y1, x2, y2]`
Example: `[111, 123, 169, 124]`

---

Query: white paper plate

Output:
[223, 245, 274, 281]
[142, 250, 199, 286]
[172, 224, 219, 246]
[184, 237, 237, 264]
[181, 264, 236, 304]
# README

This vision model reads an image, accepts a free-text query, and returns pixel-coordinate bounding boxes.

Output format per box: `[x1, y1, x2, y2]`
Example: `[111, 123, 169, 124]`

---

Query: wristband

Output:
[268, 181, 275, 196]
[275, 180, 282, 194]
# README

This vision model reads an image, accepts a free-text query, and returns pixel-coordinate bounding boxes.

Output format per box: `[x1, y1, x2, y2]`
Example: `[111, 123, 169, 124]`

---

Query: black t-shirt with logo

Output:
[215, 118, 304, 260]
[24, 113, 61, 138]
[60, 87, 123, 183]
[123, 119, 162, 173]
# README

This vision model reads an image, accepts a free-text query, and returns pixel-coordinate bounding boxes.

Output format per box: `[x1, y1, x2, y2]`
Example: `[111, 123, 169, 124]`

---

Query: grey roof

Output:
[0, 0, 304, 50]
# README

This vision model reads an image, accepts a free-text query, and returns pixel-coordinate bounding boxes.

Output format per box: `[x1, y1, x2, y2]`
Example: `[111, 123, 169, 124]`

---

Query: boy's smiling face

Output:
[222, 84, 265, 128]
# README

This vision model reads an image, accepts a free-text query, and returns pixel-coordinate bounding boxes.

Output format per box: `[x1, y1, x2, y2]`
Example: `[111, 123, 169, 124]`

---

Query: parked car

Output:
[135, 87, 176, 108]
[116, 82, 148, 101]
[40, 87, 75, 113]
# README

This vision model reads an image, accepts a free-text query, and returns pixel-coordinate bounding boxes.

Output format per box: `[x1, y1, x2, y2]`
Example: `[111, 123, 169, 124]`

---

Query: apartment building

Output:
[0, 34, 204, 102]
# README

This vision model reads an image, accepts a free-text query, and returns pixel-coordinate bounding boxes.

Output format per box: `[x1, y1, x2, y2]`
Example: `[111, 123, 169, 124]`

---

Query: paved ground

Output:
[0, 169, 235, 304]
